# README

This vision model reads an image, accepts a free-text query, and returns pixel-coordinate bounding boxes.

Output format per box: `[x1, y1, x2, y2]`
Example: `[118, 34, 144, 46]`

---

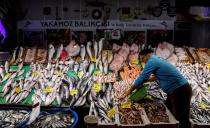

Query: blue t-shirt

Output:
[134, 54, 188, 94]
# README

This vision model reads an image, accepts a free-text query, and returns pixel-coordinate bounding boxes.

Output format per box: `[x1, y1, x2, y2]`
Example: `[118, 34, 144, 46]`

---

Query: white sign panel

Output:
[18, 20, 174, 30]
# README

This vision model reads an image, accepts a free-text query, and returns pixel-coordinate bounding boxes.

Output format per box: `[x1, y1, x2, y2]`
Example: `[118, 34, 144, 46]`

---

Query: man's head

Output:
[139, 49, 153, 63]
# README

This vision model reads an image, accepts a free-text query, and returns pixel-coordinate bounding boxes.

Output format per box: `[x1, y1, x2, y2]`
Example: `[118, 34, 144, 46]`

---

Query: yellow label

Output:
[92, 83, 101, 93]
[121, 102, 132, 109]
[198, 103, 210, 109]
[44, 86, 54, 93]
[32, 71, 39, 77]
[208, 87, 210, 91]
[131, 59, 138, 65]
[78, 71, 84, 78]
[5, 73, 11, 79]
[90, 58, 97, 62]
[56, 71, 64, 77]
[94, 70, 102, 76]
[207, 63, 210, 68]
[15, 86, 21, 93]
[70, 90, 78, 95]
[107, 107, 116, 119]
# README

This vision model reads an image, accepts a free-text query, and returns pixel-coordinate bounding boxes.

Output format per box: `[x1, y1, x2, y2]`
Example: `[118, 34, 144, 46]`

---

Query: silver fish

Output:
[88, 63, 95, 75]
[98, 38, 104, 57]
[80, 44, 86, 60]
[54, 44, 63, 62]
[86, 41, 92, 58]
[5, 61, 9, 73]
[94, 41, 98, 58]
[48, 44, 55, 62]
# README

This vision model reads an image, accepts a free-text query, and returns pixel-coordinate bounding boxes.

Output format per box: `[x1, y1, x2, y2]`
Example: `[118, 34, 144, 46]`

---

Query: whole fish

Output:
[16, 46, 24, 63]
[54, 44, 63, 62]
[88, 63, 95, 75]
[80, 44, 86, 60]
[98, 38, 104, 57]
[10, 47, 18, 64]
[5, 61, 9, 73]
[26, 90, 42, 125]
[94, 41, 98, 58]
[86, 41, 92, 58]
[0, 67, 4, 79]
[48, 44, 55, 62]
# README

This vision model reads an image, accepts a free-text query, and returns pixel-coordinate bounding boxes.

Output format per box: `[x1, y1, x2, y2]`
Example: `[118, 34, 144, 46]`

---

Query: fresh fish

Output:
[26, 90, 41, 125]
[88, 63, 95, 75]
[98, 38, 104, 57]
[80, 44, 86, 60]
[99, 61, 103, 73]
[5, 61, 9, 73]
[73, 62, 79, 73]
[86, 41, 92, 58]
[17, 62, 23, 72]
[0, 67, 4, 79]
[48, 44, 55, 62]
[54, 44, 63, 62]
[16, 46, 24, 63]
[10, 47, 18, 64]
[94, 41, 98, 58]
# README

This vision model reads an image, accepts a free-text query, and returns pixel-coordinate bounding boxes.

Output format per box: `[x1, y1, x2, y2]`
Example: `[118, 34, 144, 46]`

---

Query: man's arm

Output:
[134, 59, 156, 87]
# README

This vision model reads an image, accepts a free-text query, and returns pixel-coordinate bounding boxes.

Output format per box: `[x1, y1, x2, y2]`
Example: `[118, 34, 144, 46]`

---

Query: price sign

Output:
[5, 73, 11, 79]
[56, 71, 64, 77]
[207, 63, 210, 68]
[78, 71, 84, 78]
[70, 90, 78, 95]
[90, 58, 97, 62]
[94, 70, 102, 76]
[107, 107, 116, 119]
[131, 59, 138, 65]
[198, 103, 210, 109]
[44, 86, 54, 93]
[15, 86, 21, 93]
[121, 102, 132, 109]
[92, 83, 101, 93]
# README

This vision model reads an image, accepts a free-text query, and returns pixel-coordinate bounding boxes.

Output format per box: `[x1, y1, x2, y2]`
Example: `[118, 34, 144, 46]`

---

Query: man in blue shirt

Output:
[121, 49, 192, 128]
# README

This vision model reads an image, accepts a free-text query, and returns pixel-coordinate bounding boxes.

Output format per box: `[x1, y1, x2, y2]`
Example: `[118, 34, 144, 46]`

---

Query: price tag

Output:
[121, 102, 132, 109]
[208, 87, 210, 91]
[5, 73, 11, 79]
[32, 71, 39, 77]
[131, 59, 138, 65]
[94, 70, 102, 76]
[15, 86, 21, 93]
[56, 71, 64, 77]
[92, 83, 101, 93]
[90, 58, 97, 62]
[78, 71, 84, 78]
[107, 107, 116, 119]
[68, 70, 77, 78]
[44, 86, 54, 93]
[207, 63, 210, 68]
[70, 90, 78, 95]
[198, 103, 210, 109]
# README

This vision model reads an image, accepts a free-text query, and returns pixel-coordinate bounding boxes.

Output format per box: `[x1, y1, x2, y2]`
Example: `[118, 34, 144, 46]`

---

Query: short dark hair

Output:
[139, 49, 154, 55]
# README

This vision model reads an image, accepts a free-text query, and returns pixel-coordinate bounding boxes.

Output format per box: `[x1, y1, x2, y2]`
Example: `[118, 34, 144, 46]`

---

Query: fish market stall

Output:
[1, 38, 210, 128]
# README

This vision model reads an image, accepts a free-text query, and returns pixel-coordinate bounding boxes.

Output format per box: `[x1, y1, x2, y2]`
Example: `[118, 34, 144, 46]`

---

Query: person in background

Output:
[120, 49, 192, 128]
